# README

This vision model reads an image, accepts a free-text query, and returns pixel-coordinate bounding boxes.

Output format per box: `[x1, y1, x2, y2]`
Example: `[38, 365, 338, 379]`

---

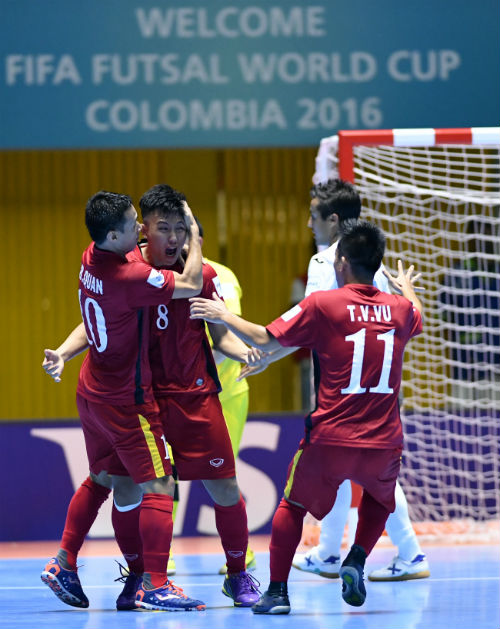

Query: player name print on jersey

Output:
[79, 265, 103, 295]
[346, 304, 392, 323]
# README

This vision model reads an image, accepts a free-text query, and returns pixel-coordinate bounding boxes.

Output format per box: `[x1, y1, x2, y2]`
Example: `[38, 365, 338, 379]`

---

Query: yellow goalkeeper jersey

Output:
[204, 258, 249, 402]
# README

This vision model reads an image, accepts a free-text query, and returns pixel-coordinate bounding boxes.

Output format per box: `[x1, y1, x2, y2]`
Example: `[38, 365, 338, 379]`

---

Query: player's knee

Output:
[89, 470, 113, 489]
[203, 476, 240, 506]
[112, 475, 142, 507]
[140, 474, 175, 496]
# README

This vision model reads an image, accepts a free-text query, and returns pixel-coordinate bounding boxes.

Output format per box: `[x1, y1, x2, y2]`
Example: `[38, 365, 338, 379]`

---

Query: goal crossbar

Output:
[336, 127, 500, 182]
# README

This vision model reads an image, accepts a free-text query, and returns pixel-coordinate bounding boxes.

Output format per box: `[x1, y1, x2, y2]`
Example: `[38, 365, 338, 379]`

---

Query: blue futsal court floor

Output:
[0, 542, 498, 629]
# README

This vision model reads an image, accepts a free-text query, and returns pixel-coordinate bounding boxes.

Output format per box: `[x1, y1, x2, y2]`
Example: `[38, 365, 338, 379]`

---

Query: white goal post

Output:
[313, 127, 500, 532]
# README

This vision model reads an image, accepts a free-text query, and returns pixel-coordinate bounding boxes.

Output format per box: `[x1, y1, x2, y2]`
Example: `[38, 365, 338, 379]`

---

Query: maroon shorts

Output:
[156, 393, 235, 480]
[77, 394, 171, 484]
[284, 439, 402, 520]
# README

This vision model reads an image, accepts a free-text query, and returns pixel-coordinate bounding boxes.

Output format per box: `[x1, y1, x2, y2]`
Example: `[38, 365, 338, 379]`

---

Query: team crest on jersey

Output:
[210, 458, 224, 467]
[147, 268, 166, 288]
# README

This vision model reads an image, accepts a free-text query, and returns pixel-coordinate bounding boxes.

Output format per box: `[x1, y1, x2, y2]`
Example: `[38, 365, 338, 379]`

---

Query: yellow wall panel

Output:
[0, 147, 316, 420]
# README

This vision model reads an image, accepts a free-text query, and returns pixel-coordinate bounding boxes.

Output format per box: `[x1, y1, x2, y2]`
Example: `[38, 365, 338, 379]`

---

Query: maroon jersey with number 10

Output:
[77, 242, 176, 406]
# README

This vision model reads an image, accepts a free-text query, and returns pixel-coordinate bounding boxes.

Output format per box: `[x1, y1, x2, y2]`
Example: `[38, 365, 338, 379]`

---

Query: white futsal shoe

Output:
[292, 546, 341, 578]
[368, 553, 430, 581]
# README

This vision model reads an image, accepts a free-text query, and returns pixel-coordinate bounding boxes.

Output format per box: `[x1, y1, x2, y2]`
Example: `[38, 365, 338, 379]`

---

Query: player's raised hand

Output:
[190, 292, 229, 324]
[42, 348, 65, 383]
[383, 260, 423, 294]
[183, 201, 196, 232]
[383, 260, 423, 314]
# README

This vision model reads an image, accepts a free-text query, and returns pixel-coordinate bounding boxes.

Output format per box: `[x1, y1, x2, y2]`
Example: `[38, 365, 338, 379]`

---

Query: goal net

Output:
[314, 127, 500, 539]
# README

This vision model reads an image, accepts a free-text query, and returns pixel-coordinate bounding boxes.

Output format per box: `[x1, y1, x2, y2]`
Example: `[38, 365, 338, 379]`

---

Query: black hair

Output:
[337, 219, 385, 277]
[139, 184, 187, 221]
[85, 190, 133, 244]
[310, 178, 361, 223]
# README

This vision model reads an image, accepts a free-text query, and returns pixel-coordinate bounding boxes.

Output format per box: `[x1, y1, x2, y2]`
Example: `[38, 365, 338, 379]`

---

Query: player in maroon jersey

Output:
[41, 190, 207, 612]
[42, 185, 264, 608]
[125, 183, 263, 607]
[189, 220, 423, 613]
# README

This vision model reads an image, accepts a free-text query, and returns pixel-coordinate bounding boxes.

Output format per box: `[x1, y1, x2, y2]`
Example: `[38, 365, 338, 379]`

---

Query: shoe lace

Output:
[114, 561, 141, 587]
[114, 561, 131, 584]
[235, 571, 261, 593]
[164, 579, 188, 599]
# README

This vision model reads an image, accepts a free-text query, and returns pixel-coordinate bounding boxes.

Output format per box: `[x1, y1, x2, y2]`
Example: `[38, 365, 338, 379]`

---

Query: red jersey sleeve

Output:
[124, 246, 175, 307]
[266, 294, 318, 348]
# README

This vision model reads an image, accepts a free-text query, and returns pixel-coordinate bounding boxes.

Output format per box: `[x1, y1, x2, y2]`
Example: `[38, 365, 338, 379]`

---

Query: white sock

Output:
[385, 481, 422, 561]
[316, 480, 352, 559]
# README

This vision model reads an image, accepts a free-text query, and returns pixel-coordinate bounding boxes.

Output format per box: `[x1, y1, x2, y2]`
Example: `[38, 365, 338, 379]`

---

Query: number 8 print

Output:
[156, 304, 169, 330]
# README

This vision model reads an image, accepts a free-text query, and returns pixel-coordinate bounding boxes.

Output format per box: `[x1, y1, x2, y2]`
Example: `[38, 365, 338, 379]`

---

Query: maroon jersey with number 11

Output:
[266, 284, 422, 449]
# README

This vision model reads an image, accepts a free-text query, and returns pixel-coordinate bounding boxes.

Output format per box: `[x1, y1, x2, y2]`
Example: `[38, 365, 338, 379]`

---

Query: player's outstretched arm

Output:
[190, 293, 281, 352]
[383, 260, 423, 314]
[238, 344, 298, 380]
[171, 202, 203, 298]
[42, 322, 89, 382]
[208, 323, 269, 371]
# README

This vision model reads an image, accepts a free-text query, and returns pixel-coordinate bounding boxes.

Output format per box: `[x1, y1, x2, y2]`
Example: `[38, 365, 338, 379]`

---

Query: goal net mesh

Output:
[322, 134, 500, 530]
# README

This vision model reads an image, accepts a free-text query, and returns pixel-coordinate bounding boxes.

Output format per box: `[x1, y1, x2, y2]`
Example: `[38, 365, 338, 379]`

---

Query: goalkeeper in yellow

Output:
[203, 255, 256, 573]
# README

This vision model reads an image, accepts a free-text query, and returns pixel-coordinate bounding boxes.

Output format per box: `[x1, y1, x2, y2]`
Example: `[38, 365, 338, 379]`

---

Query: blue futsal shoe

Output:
[115, 563, 143, 610]
[252, 582, 290, 615]
[135, 579, 206, 611]
[339, 544, 367, 607]
[41, 557, 89, 608]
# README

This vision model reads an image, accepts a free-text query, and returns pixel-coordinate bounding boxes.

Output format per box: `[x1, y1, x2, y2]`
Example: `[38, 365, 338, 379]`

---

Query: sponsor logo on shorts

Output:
[210, 458, 224, 467]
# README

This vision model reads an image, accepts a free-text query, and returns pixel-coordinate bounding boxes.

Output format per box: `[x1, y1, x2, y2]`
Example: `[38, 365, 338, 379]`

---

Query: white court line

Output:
[3, 575, 500, 590]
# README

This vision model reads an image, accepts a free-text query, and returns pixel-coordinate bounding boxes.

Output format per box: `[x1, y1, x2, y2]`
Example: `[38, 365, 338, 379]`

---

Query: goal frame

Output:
[335, 127, 500, 183]
[311, 127, 500, 539]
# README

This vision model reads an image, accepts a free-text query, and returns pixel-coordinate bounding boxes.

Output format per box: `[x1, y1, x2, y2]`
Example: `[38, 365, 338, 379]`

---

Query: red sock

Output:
[61, 477, 111, 569]
[354, 491, 391, 555]
[269, 498, 306, 582]
[112, 502, 144, 575]
[140, 493, 173, 588]
[215, 495, 248, 574]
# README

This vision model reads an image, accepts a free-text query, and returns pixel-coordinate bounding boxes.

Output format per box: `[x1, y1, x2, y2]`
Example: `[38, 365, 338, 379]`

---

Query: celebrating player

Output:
[190, 220, 423, 612]
[41, 190, 207, 612]
[240, 179, 429, 583]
